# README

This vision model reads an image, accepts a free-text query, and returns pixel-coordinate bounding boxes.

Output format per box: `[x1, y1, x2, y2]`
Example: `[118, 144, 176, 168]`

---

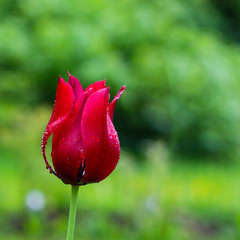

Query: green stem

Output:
[66, 185, 79, 240]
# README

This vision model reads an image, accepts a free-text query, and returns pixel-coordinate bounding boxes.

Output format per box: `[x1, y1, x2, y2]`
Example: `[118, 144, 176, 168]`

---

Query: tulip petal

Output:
[85, 80, 106, 92]
[67, 72, 84, 99]
[81, 87, 121, 184]
[108, 86, 126, 121]
[41, 77, 74, 176]
[51, 90, 92, 184]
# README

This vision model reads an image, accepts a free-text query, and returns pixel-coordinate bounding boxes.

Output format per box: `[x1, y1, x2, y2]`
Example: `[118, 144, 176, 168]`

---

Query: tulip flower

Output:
[41, 73, 126, 185]
[41, 73, 126, 240]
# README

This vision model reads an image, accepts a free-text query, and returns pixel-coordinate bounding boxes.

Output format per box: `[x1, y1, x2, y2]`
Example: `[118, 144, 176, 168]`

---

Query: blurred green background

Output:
[1, 0, 240, 239]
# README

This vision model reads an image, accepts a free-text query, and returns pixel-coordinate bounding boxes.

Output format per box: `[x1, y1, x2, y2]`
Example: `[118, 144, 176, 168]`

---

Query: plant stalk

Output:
[66, 185, 79, 240]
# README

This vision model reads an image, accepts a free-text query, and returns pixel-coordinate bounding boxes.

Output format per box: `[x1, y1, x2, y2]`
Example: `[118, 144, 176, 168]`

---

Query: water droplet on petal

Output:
[79, 149, 85, 159]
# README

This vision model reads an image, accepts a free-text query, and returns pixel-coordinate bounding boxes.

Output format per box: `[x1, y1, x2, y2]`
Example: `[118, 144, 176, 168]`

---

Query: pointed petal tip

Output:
[67, 73, 84, 97]
[108, 85, 126, 121]
[114, 85, 126, 99]
[67, 72, 79, 83]
[58, 75, 65, 83]
[67, 70, 75, 80]
[118, 85, 126, 94]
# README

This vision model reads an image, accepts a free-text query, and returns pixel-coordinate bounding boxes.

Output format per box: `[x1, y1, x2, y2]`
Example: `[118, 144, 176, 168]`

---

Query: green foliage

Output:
[1, 0, 240, 157]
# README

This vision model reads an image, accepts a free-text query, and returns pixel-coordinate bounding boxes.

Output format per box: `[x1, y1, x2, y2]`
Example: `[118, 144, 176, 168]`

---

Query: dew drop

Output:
[79, 149, 85, 159]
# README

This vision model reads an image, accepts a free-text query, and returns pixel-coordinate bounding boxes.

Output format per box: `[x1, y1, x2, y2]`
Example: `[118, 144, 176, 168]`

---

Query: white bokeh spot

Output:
[25, 190, 45, 211]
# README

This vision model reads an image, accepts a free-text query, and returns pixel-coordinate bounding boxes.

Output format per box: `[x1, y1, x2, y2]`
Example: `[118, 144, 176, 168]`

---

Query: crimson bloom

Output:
[41, 73, 126, 185]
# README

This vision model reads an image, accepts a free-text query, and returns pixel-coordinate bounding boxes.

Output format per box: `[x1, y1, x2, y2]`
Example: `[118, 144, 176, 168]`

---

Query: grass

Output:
[0, 105, 239, 239]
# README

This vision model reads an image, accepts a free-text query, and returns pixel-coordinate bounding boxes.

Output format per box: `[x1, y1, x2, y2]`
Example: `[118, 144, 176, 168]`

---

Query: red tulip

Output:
[41, 73, 126, 185]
